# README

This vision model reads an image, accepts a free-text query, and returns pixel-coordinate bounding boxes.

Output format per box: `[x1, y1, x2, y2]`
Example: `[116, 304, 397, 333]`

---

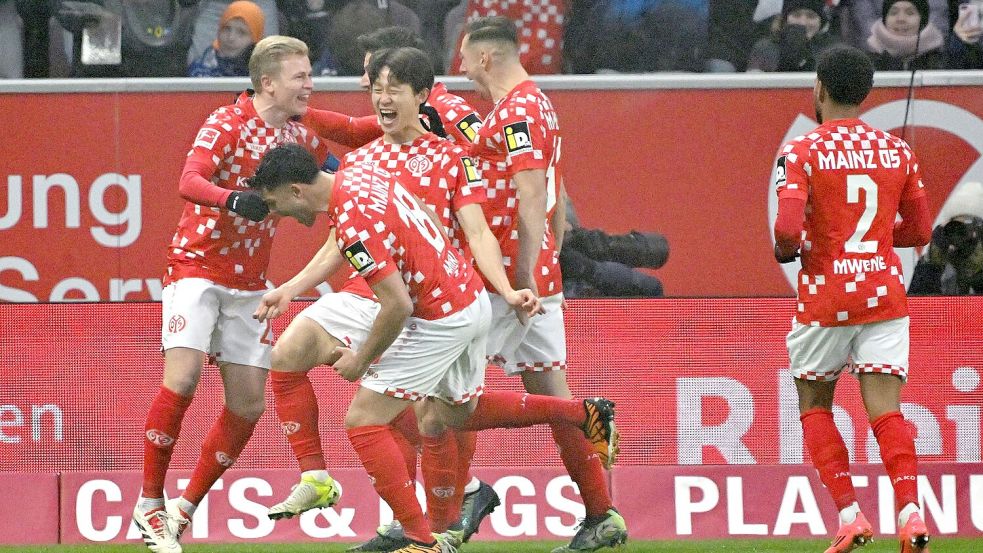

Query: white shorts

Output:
[360, 292, 491, 404]
[486, 292, 567, 376]
[161, 278, 274, 369]
[787, 316, 910, 382]
[298, 292, 380, 349]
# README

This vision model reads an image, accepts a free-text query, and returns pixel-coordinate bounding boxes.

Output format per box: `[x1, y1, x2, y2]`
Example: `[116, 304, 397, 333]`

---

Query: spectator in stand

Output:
[866, 0, 947, 69]
[0, 0, 23, 78]
[316, 0, 421, 76]
[279, 0, 333, 71]
[447, 0, 566, 75]
[841, 0, 948, 50]
[909, 181, 983, 295]
[747, 0, 841, 71]
[947, 0, 983, 67]
[565, 0, 708, 73]
[187, 0, 277, 64]
[704, 0, 775, 72]
[54, 0, 198, 78]
[188, 0, 264, 77]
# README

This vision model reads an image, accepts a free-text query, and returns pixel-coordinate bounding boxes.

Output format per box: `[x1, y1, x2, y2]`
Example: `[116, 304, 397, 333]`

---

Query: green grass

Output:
[1, 539, 981, 553]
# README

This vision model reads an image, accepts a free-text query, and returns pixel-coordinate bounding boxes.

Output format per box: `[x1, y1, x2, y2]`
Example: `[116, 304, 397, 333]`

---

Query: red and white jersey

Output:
[449, 1, 565, 75]
[776, 118, 927, 326]
[428, 82, 483, 145]
[337, 133, 485, 299]
[331, 163, 484, 320]
[166, 92, 328, 290]
[470, 79, 562, 296]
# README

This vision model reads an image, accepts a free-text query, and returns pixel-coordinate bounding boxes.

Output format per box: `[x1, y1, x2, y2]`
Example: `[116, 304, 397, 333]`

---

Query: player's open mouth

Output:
[379, 109, 397, 123]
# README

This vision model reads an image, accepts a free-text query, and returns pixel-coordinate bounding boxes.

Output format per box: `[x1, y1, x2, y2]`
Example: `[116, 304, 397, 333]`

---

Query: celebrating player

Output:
[773, 45, 933, 553]
[459, 16, 628, 553]
[132, 36, 340, 553]
[248, 143, 619, 553]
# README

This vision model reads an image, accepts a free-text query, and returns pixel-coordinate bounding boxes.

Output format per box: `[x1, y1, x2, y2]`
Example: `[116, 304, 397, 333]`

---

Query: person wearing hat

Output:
[189, 0, 265, 76]
[840, 0, 949, 52]
[867, 0, 947, 69]
[747, 0, 841, 71]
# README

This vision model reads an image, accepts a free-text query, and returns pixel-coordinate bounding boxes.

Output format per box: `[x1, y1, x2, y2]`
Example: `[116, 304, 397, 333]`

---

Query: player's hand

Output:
[226, 191, 270, 222]
[774, 243, 800, 264]
[253, 287, 292, 322]
[331, 346, 368, 382]
[504, 288, 544, 325]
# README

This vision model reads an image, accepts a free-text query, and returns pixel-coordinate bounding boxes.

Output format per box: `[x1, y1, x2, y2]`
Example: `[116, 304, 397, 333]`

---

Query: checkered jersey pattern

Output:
[429, 82, 483, 145]
[470, 80, 563, 296]
[331, 163, 484, 321]
[165, 92, 328, 290]
[449, 1, 565, 75]
[337, 134, 486, 299]
[776, 119, 926, 326]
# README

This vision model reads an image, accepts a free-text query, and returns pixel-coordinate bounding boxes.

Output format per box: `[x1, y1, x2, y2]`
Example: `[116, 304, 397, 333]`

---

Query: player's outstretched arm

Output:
[303, 107, 382, 148]
[513, 168, 548, 292]
[254, 230, 345, 322]
[332, 271, 413, 382]
[455, 204, 543, 320]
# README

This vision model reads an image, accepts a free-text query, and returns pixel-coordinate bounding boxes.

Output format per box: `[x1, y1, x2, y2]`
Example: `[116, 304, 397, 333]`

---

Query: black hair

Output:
[816, 45, 875, 106]
[367, 47, 446, 137]
[465, 15, 519, 47]
[248, 143, 320, 192]
[357, 26, 425, 55]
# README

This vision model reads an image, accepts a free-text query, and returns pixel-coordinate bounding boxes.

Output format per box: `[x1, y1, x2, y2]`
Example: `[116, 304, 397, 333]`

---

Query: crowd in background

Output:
[2, 0, 983, 80]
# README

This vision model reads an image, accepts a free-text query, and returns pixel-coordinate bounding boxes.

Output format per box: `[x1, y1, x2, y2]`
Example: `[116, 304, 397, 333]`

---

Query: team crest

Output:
[406, 154, 433, 177]
[344, 240, 376, 272]
[168, 315, 186, 333]
[504, 121, 533, 154]
[457, 113, 483, 142]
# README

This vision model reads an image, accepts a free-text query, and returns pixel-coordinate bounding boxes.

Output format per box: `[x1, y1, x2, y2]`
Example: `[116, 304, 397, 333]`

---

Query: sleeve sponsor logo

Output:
[193, 127, 221, 150]
[775, 156, 787, 186]
[504, 121, 533, 154]
[461, 157, 480, 184]
[457, 113, 483, 143]
[344, 240, 376, 272]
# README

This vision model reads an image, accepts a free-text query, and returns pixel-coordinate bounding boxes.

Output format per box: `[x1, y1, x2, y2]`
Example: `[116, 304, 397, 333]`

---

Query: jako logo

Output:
[215, 451, 235, 467]
[146, 429, 175, 447]
[281, 421, 301, 435]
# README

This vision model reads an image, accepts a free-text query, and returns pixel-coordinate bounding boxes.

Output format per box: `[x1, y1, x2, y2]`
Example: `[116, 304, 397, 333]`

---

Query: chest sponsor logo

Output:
[193, 128, 221, 150]
[504, 122, 533, 154]
[406, 155, 433, 177]
[344, 240, 376, 272]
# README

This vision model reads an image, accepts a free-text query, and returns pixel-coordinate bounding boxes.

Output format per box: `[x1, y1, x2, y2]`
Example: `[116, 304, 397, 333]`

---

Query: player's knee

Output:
[416, 410, 447, 437]
[270, 339, 313, 372]
[231, 399, 265, 422]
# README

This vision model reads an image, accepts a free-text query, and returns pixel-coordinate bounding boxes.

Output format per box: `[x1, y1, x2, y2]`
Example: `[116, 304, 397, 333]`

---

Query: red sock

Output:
[872, 411, 919, 512]
[183, 407, 257, 505]
[462, 391, 584, 430]
[143, 387, 194, 498]
[348, 425, 431, 543]
[271, 370, 325, 472]
[801, 408, 856, 510]
[551, 423, 612, 517]
[454, 430, 477, 495]
[391, 407, 421, 481]
[422, 432, 459, 533]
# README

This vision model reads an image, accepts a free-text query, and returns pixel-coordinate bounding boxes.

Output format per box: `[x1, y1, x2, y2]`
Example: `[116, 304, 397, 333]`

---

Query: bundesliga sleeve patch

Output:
[343, 240, 376, 273]
[504, 121, 533, 154]
[193, 127, 221, 150]
[461, 157, 481, 185]
[775, 155, 787, 186]
[457, 113, 483, 142]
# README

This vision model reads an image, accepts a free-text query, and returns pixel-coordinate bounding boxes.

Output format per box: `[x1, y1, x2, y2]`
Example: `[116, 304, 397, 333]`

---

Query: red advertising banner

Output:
[1, 298, 980, 474]
[3, 463, 981, 544]
[2, 83, 982, 299]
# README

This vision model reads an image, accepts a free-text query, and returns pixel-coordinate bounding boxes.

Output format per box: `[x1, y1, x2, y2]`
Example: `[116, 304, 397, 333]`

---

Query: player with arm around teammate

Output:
[459, 16, 626, 553]
[773, 45, 933, 553]
[132, 36, 340, 553]
[248, 143, 619, 553]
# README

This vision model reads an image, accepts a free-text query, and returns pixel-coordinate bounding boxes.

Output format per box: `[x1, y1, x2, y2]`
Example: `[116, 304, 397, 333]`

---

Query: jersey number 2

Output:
[845, 174, 878, 253]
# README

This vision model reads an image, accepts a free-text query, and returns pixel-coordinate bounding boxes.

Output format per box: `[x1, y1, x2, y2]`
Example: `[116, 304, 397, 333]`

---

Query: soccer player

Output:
[132, 36, 341, 553]
[458, 16, 628, 553]
[259, 48, 492, 536]
[248, 143, 619, 553]
[773, 45, 933, 553]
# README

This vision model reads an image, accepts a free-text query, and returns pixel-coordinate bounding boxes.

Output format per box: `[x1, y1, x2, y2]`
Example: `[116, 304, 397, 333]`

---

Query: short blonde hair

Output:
[249, 35, 309, 90]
